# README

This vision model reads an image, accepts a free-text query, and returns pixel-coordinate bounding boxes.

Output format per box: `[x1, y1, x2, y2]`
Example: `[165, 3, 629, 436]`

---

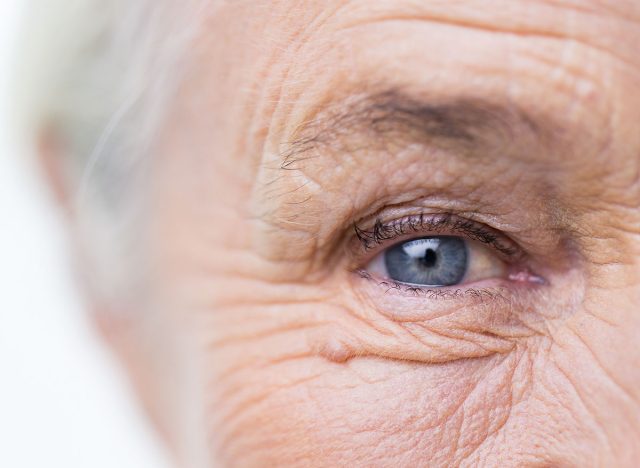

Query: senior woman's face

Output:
[86, 1, 640, 466]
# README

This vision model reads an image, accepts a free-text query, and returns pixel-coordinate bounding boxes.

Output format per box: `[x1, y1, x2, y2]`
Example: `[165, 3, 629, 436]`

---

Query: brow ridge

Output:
[279, 88, 546, 169]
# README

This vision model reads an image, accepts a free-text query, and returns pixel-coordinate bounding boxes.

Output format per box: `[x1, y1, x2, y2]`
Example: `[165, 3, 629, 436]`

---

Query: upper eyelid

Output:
[352, 212, 523, 260]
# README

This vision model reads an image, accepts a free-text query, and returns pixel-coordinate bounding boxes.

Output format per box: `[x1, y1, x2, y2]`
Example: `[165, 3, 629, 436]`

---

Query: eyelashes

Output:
[353, 212, 521, 259]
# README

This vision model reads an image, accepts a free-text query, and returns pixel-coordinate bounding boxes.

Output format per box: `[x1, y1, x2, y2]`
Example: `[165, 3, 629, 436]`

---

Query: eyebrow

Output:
[279, 88, 547, 170]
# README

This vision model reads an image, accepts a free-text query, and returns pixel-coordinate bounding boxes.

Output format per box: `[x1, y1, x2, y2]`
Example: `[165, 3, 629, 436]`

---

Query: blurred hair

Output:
[14, 0, 205, 197]
[13, 0, 206, 302]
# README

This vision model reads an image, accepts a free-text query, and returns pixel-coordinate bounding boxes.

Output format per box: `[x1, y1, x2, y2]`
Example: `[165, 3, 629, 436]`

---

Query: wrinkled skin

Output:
[66, 1, 640, 467]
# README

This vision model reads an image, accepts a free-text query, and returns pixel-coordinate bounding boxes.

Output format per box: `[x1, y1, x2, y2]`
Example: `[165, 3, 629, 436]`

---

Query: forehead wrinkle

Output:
[338, 0, 640, 69]
[278, 88, 552, 172]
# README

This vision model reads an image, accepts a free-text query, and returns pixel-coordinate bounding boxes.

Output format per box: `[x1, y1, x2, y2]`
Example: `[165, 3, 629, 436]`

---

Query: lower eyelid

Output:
[352, 259, 549, 306]
[355, 268, 507, 299]
[344, 271, 545, 351]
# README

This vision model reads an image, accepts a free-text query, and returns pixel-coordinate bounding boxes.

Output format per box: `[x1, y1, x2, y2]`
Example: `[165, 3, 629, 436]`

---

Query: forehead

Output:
[230, 2, 636, 120]
[171, 0, 640, 212]
[232, 1, 638, 158]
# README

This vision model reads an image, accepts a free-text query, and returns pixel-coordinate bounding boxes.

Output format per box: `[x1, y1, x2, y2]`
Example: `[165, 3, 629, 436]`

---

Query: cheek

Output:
[223, 357, 516, 465]
[194, 291, 600, 467]
[200, 312, 500, 465]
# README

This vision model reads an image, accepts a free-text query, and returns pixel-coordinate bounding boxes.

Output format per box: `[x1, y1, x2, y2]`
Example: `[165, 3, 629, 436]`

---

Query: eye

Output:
[365, 235, 506, 287]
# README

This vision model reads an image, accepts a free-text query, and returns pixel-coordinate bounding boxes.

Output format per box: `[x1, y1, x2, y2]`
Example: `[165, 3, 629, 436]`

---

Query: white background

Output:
[0, 2, 171, 467]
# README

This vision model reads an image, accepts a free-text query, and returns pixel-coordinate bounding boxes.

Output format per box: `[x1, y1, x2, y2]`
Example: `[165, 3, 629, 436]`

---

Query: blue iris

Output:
[384, 237, 468, 286]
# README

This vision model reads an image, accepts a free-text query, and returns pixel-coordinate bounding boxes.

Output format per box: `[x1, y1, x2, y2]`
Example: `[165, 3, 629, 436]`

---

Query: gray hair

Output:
[13, 0, 208, 302]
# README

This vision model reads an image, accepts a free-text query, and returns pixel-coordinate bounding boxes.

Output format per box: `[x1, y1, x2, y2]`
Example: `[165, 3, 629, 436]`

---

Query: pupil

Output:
[421, 248, 437, 268]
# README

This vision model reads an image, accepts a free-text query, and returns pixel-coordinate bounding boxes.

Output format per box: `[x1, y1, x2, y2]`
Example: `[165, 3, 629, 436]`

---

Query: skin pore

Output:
[69, 0, 640, 466]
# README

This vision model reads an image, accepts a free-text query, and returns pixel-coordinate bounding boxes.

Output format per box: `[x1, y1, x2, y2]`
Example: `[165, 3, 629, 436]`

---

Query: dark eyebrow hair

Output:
[279, 88, 546, 170]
